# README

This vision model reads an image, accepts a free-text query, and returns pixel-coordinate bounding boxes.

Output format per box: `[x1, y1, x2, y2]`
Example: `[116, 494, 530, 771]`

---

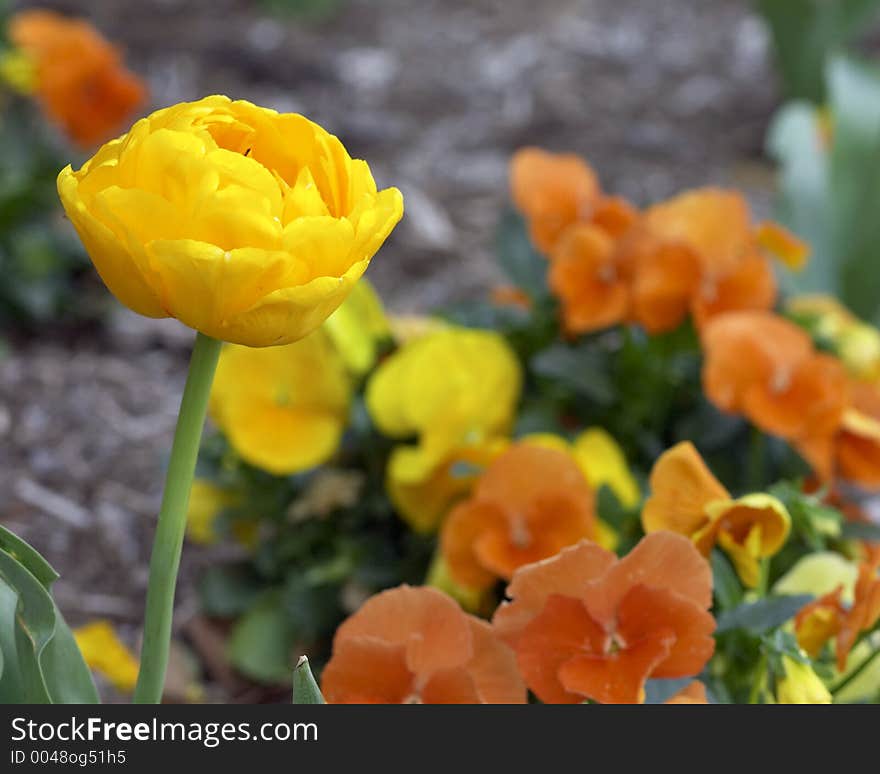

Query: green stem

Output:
[133, 332, 221, 704]
[749, 653, 768, 704]
[830, 644, 880, 696]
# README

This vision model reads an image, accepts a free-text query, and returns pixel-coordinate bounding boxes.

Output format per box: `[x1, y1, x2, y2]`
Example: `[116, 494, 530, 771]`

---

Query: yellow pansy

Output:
[643, 442, 790, 587]
[775, 655, 831, 704]
[57, 95, 403, 347]
[323, 279, 390, 375]
[366, 326, 521, 531]
[387, 313, 447, 344]
[0, 48, 36, 94]
[210, 328, 351, 475]
[773, 551, 859, 604]
[73, 621, 140, 693]
[788, 294, 880, 380]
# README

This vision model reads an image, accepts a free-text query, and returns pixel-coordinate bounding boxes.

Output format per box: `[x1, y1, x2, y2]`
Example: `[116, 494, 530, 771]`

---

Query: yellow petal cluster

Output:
[366, 326, 521, 531]
[775, 655, 832, 704]
[73, 620, 140, 693]
[57, 95, 403, 347]
[210, 328, 351, 475]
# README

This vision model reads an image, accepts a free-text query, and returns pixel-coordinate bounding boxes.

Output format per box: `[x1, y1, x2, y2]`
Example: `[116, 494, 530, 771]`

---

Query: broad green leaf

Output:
[711, 550, 744, 612]
[716, 594, 813, 635]
[228, 591, 294, 685]
[0, 528, 98, 703]
[530, 343, 614, 405]
[292, 655, 325, 704]
[756, 0, 880, 102]
[840, 521, 880, 542]
[199, 565, 263, 618]
[495, 209, 548, 297]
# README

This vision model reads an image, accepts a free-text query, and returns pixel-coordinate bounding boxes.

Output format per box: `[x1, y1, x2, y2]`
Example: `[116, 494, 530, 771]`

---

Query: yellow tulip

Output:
[73, 621, 140, 693]
[366, 326, 521, 531]
[323, 279, 390, 375]
[210, 328, 351, 475]
[57, 95, 403, 347]
[775, 655, 832, 704]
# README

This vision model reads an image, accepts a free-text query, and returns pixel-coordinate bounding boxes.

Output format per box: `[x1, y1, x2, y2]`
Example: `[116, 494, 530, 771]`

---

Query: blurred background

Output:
[3, 0, 880, 700]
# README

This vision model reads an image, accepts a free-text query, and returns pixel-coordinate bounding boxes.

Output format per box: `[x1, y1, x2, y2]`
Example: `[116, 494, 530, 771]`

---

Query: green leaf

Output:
[292, 655, 325, 704]
[0, 528, 98, 703]
[198, 565, 263, 618]
[716, 594, 813, 635]
[711, 550, 744, 612]
[530, 343, 614, 405]
[840, 521, 880, 542]
[495, 209, 548, 296]
[643, 678, 701, 705]
[228, 591, 294, 685]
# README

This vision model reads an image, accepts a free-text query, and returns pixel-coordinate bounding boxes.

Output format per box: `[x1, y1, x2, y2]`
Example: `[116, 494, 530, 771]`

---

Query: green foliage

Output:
[292, 656, 325, 704]
[769, 55, 880, 323]
[716, 594, 812, 635]
[755, 0, 880, 102]
[0, 525, 98, 703]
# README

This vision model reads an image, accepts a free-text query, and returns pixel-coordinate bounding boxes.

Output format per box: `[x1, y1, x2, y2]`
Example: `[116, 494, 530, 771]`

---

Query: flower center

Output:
[509, 515, 532, 549]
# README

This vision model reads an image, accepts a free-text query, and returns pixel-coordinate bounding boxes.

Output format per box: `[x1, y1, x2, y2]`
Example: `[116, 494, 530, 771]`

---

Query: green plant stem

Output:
[133, 332, 221, 704]
[830, 644, 880, 696]
[749, 653, 768, 704]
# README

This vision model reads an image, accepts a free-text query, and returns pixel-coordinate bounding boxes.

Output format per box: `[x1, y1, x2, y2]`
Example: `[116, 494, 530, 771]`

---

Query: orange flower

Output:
[701, 311, 849, 474]
[492, 534, 715, 704]
[548, 224, 633, 334]
[836, 379, 880, 488]
[794, 558, 880, 670]
[509, 148, 637, 254]
[642, 442, 791, 587]
[666, 681, 709, 704]
[9, 10, 146, 147]
[441, 443, 597, 591]
[321, 585, 526, 704]
[624, 189, 803, 334]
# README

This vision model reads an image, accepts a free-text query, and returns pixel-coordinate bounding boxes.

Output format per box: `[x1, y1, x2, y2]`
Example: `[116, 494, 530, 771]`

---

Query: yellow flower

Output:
[210, 328, 351, 475]
[366, 326, 521, 531]
[387, 313, 448, 344]
[57, 95, 403, 347]
[776, 655, 832, 704]
[773, 551, 859, 604]
[73, 621, 139, 693]
[788, 294, 880, 380]
[835, 637, 880, 703]
[643, 442, 791, 587]
[0, 48, 36, 94]
[323, 279, 389, 375]
[186, 479, 235, 544]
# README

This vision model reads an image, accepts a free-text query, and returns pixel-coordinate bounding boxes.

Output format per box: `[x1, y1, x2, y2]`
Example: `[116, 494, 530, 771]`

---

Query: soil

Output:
[2, 0, 784, 699]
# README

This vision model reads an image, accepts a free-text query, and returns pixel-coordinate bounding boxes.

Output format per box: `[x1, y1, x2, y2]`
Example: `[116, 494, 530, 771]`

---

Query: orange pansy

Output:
[510, 147, 601, 254]
[9, 10, 147, 148]
[642, 442, 791, 587]
[794, 588, 845, 658]
[493, 534, 715, 704]
[837, 379, 880, 488]
[701, 311, 849, 470]
[441, 443, 596, 591]
[322, 585, 526, 704]
[548, 224, 632, 334]
[836, 558, 880, 671]
[625, 189, 798, 333]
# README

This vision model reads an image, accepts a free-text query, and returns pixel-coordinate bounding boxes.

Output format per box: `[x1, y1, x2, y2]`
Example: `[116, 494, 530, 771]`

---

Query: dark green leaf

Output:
[840, 521, 880, 542]
[228, 591, 294, 685]
[495, 209, 548, 295]
[530, 343, 614, 405]
[711, 550, 744, 611]
[716, 594, 813, 635]
[643, 678, 701, 704]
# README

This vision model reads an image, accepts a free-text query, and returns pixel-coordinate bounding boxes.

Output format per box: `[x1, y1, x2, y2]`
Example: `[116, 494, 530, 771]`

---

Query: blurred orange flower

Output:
[625, 189, 803, 334]
[321, 585, 526, 704]
[509, 148, 637, 255]
[493, 533, 715, 704]
[836, 380, 880, 488]
[701, 311, 849, 477]
[642, 442, 790, 587]
[795, 557, 880, 670]
[9, 10, 146, 147]
[441, 443, 597, 591]
[548, 224, 634, 334]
